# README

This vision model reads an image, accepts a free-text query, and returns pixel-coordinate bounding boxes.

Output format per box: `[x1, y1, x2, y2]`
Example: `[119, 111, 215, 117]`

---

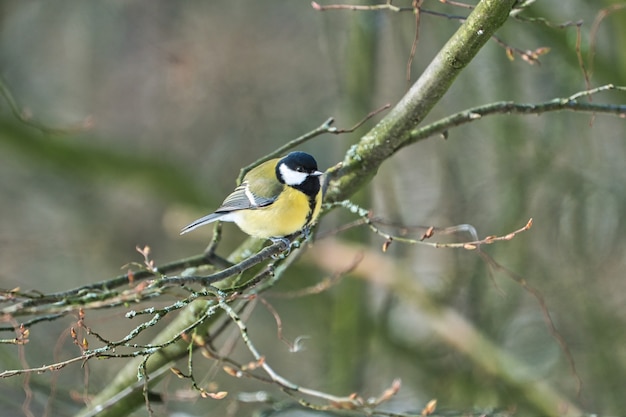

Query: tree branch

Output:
[325, 0, 519, 203]
[409, 84, 626, 145]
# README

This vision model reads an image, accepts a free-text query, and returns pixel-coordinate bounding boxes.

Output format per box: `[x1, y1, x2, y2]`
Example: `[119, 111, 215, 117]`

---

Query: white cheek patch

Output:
[279, 163, 308, 186]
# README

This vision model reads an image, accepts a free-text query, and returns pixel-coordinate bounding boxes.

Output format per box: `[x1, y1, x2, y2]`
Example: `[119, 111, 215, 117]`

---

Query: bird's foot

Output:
[269, 236, 292, 258]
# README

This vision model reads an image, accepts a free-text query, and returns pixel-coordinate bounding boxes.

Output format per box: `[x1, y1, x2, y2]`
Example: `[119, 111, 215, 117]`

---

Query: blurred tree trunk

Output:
[326, 2, 379, 394]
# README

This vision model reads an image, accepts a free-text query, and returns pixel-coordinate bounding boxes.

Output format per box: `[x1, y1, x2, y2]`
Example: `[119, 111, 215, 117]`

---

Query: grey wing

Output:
[216, 182, 275, 212]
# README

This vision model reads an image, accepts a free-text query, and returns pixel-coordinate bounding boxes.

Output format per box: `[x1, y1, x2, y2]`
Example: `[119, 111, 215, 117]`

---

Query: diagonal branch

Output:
[325, 0, 518, 203]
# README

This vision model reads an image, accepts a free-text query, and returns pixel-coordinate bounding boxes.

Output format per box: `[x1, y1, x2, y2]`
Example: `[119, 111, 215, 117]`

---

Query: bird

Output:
[180, 151, 323, 241]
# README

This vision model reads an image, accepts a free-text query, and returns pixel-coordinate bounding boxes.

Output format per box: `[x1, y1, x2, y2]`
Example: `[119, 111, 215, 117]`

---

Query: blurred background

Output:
[1, 1, 625, 416]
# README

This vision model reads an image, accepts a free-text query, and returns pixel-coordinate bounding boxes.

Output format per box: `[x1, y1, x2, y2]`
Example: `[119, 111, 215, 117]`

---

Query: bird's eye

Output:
[296, 167, 304, 172]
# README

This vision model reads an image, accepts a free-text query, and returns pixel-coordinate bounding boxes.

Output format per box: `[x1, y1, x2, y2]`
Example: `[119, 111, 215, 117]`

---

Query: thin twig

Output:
[328, 200, 532, 251]
[0, 75, 92, 135]
[0, 241, 284, 318]
[332, 103, 391, 134]
[406, 0, 423, 85]
[218, 298, 389, 409]
[477, 250, 584, 397]
[237, 118, 336, 183]
[312, 1, 410, 12]
[162, 239, 288, 286]
[408, 84, 626, 146]
[237, 104, 389, 182]
[270, 252, 363, 298]
[589, 4, 626, 77]
[0, 252, 219, 316]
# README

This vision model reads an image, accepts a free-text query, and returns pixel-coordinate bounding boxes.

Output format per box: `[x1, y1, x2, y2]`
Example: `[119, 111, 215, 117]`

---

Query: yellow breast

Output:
[233, 187, 321, 239]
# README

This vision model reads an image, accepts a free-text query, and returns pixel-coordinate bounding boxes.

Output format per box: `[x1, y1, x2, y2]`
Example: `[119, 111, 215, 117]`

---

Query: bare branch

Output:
[407, 85, 626, 148]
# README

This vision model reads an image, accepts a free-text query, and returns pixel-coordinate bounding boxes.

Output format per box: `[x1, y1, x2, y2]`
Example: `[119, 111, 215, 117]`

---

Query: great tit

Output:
[180, 151, 323, 240]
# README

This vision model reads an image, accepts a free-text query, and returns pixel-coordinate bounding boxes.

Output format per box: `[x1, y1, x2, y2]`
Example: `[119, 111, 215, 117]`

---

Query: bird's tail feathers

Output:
[180, 212, 224, 235]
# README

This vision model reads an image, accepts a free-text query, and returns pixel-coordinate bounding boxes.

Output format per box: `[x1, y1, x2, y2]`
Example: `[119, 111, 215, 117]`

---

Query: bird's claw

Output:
[270, 236, 292, 258]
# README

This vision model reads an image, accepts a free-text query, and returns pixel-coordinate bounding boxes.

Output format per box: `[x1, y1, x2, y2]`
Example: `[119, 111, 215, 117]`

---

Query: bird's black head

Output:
[276, 152, 322, 196]
[281, 152, 318, 173]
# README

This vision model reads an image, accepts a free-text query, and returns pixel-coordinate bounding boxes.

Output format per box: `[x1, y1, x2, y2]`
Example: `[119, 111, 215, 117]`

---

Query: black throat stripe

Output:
[305, 194, 317, 226]
[292, 175, 321, 227]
